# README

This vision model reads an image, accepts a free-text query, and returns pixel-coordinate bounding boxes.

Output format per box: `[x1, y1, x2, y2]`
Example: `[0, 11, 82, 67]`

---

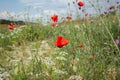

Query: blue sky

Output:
[0, 0, 24, 12]
[0, 0, 117, 22]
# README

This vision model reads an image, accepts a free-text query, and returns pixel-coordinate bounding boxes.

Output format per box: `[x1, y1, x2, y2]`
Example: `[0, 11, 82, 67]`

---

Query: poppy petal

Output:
[54, 36, 69, 48]
[61, 37, 69, 45]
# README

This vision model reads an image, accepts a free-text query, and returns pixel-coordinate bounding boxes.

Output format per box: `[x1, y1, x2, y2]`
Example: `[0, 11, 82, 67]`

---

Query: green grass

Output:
[0, 10, 120, 80]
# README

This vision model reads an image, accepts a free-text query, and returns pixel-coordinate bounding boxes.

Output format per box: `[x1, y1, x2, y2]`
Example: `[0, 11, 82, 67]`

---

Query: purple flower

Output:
[76, 0, 78, 2]
[79, 7, 81, 10]
[104, 11, 108, 14]
[115, 39, 120, 45]
[90, 20, 94, 23]
[117, 1, 119, 4]
[109, 6, 115, 10]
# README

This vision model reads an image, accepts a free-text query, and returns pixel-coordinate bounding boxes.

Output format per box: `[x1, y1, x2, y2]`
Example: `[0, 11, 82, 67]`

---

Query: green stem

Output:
[101, 19, 120, 53]
[105, 24, 120, 53]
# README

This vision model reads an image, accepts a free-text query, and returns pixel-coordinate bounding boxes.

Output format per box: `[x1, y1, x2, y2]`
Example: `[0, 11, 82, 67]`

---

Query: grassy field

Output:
[0, 1, 120, 80]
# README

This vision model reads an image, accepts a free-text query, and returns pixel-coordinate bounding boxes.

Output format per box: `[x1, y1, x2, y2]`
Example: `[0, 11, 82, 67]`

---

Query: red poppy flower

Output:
[77, 22, 80, 26]
[67, 16, 72, 20]
[78, 1, 84, 7]
[78, 44, 84, 48]
[51, 23, 58, 27]
[8, 23, 14, 30]
[62, 19, 67, 23]
[54, 36, 69, 48]
[85, 13, 88, 16]
[51, 14, 58, 22]
[91, 55, 96, 59]
[9, 23, 14, 26]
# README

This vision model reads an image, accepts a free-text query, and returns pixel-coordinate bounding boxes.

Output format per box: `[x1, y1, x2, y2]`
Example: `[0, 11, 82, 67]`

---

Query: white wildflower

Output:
[53, 68, 68, 75]
[75, 25, 80, 29]
[38, 50, 47, 56]
[27, 56, 32, 60]
[40, 40, 51, 50]
[43, 57, 55, 66]
[56, 57, 67, 61]
[20, 25, 27, 28]
[1, 36, 5, 39]
[59, 51, 68, 55]
[41, 40, 47, 44]
[69, 75, 83, 80]
[0, 72, 9, 80]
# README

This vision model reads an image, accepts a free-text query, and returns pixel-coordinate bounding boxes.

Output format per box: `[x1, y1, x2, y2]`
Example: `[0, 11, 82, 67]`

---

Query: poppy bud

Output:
[77, 1, 84, 7]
